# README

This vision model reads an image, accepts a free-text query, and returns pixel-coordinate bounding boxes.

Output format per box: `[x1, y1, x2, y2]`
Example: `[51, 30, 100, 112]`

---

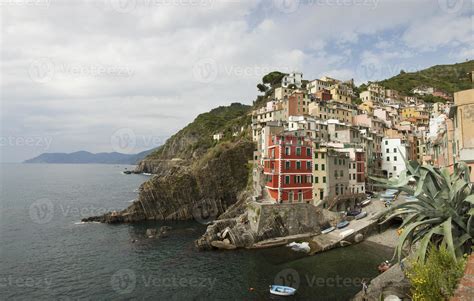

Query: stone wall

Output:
[248, 202, 327, 238]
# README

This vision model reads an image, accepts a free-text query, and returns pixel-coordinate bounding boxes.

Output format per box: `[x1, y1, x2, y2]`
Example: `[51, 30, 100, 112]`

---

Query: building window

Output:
[323, 176, 326, 183]
[394, 166, 397, 171]
[387, 156, 390, 161]
[321, 153, 325, 159]
[285, 176, 290, 184]
[315, 152, 318, 159]
[285, 161, 290, 170]
[314, 164, 318, 171]
[296, 161, 301, 169]
[394, 156, 397, 161]
[340, 170, 343, 177]
[315, 177, 319, 183]
[306, 148, 311, 156]
[306, 161, 311, 170]
[296, 147, 301, 156]
[285, 147, 291, 155]
[322, 164, 325, 171]
[393, 148, 397, 153]
[385, 140, 388, 145]
[386, 149, 389, 153]
[320, 191, 324, 200]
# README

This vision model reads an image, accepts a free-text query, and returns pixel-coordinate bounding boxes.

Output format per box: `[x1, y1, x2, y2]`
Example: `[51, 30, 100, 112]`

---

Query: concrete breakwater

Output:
[196, 200, 390, 255]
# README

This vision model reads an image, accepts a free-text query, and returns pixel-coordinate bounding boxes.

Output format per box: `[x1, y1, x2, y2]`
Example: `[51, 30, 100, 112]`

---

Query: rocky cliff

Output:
[82, 103, 254, 223]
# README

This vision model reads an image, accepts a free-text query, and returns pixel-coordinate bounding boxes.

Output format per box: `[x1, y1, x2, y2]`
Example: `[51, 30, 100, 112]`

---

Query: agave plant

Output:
[373, 159, 473, 262]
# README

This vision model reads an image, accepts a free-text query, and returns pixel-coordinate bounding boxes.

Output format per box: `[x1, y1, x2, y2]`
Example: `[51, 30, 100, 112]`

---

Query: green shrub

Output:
[406, 246, 466, 301]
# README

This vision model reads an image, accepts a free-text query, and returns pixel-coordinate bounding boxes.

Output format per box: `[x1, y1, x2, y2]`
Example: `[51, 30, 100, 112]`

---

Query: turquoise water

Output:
[0, 163, 392, 300]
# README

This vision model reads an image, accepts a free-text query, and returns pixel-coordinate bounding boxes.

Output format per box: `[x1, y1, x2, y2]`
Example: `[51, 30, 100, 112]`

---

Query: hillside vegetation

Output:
[379, 60, 473, 95]
[145, 102, 252, 161]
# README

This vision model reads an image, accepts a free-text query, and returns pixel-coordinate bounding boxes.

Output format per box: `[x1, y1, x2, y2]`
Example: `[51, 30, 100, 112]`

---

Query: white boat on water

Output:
[361, 199, 371, 207]
[269, 285, 296, 296]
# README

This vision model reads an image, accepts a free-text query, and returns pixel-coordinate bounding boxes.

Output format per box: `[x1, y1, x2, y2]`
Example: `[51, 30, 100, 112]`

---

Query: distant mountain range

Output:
[24, 149, 155, 164]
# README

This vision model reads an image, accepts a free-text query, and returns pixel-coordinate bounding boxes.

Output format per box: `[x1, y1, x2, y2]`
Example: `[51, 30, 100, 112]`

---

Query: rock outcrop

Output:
[83, 140, 254, 223]
[195, 202, 333, 250]
[351, 263, 411, 301]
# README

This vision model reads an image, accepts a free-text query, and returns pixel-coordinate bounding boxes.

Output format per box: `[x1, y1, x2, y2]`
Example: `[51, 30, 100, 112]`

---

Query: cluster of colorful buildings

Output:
[249, 71, 474, 211]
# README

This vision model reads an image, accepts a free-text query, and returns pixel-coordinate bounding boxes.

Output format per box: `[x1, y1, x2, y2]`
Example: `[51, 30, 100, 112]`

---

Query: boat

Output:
[269, 285, 296, 296]
[361, 199, 371, 207]
[378, 261, 391, 273]
[355, 211, 368, 220]
[347, 210, 361, 217]
[287, 241, 310, 253]
[339, 229, 354, 238]
[336, 220, 350, 229]
[321, 226, 335, 234]
[142, 173, 152, 176]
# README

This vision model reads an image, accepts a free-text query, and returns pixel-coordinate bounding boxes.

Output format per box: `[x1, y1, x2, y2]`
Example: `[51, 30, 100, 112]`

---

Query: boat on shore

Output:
[336, 220, 350, 229]
[339, 228, 355, 238]
[269, 285, 296, 296]
[321, 226, 335, 234]
[355, 211, 367, 220]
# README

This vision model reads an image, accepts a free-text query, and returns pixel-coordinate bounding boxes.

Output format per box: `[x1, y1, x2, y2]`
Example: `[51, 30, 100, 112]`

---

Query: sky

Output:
[1, 0, 472, 162]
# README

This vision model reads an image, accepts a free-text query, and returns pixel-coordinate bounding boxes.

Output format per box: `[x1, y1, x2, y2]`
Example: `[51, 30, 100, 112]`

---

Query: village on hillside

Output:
[234, 71, 474, 212]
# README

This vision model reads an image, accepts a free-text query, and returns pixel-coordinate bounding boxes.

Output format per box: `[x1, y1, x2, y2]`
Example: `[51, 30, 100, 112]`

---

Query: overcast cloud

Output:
[1, 0, 472, 162]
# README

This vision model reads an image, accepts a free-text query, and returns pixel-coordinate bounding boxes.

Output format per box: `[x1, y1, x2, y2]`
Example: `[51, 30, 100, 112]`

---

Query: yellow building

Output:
[401, 106, 419, 119]
[330, 83, 353, 104]
[358, 101, 374, 114]
[450, 88, 474, 182]
[308, 102, 353, 123]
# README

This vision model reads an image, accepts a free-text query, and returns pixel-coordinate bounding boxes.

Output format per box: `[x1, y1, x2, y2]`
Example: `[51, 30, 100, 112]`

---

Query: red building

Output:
[287, 91, 307, 116]
[263, 134, 313, 203]
[315, 89, 331, 101]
